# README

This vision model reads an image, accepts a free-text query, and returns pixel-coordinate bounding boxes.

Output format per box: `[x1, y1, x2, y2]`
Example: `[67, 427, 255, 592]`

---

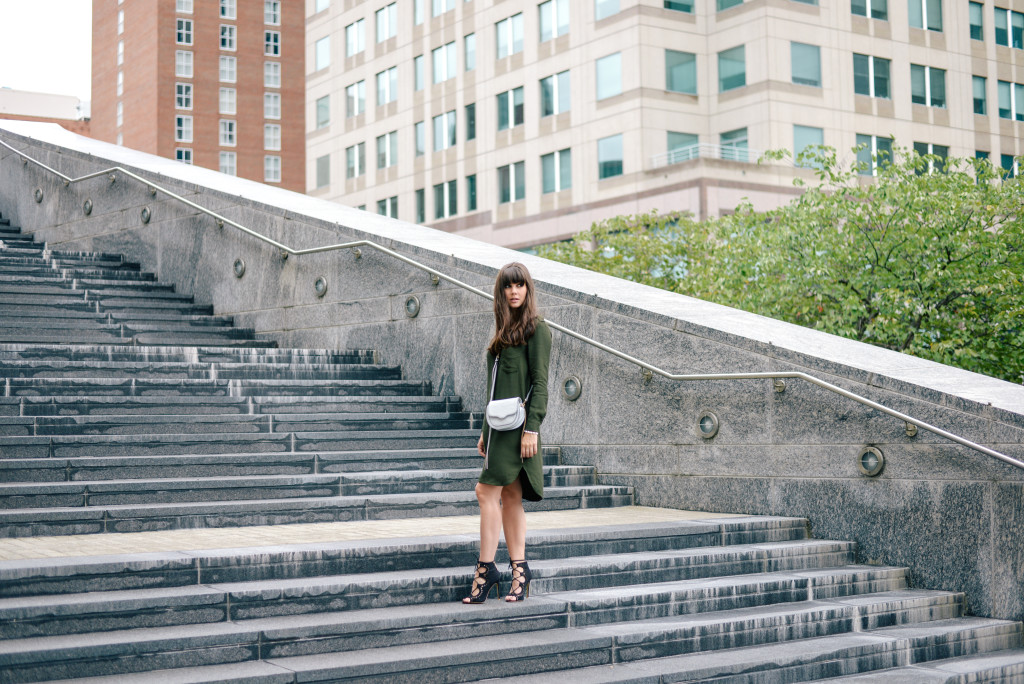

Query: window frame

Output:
[264, 92, 282, 119]
[540, 70, 571, 116]
[219, 119, 237, 147]
[264, 123, 282, 151]
[219, 151, 237, 176]
[264, 61, 281, 88]
[264, 155, 282, 183]
[265, 30, 281, 56]
[432, 42, 457, 84]
[853, 53, 890, 98]
[541, 147, 572, 193]
[175, 50, 194, 78]
[595, 52, 622, 100]
[495, 13, 525, 59]
[497, 87, 525, 130]
[175, 115, 194, 143]
[175, 82, 193, 110]
[219, 55, 237, 83]
[220, 24, 237, 52]
[910, 63, 946, 108]
[176, 19, 193, 45]
[539, 0, 569, 42]
[346, 19, 365, 56]
[264, 0, 281, 25]
[597, 134, 624, 179]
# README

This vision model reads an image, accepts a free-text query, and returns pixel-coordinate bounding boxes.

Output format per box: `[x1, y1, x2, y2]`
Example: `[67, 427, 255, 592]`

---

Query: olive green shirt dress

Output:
[479, 319, 551, 501]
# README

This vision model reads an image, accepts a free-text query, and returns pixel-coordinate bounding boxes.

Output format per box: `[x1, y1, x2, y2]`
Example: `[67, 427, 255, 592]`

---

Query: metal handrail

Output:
[2, 134, 1021, 471]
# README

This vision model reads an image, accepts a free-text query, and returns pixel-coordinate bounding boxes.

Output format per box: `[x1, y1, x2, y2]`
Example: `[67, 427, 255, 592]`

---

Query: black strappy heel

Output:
[462, 560, 500, 604]
[505, 560, 532, 601]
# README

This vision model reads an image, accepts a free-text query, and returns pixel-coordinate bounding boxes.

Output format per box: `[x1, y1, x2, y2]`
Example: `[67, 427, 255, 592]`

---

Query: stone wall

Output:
[2, 121, 1022, 622]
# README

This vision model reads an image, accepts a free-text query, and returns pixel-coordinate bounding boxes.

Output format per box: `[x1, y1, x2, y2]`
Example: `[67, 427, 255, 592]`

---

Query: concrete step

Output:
[0, 282, 183, 299]
[0, 410, 478, 437]
[0, 394, 459, 418]
[0, 295, 214, 315]
[0, 305, 229, 325]
[0, 482, 632, 537]
[0, 562, 906, 643]
[0, 265, 156, 281]
[0, 344, 376, 365]
[0, 331, 275, 347]
[0, 320, 258, 339]
[0, 359, 403, 380]
[0, 376, 431, 398]
[493, 619, 1024, 684]
[0, 447, 531, 482]
[1, 517, 804, 597]
[0, 591, 988, 682]
[0, 465, 594, 508]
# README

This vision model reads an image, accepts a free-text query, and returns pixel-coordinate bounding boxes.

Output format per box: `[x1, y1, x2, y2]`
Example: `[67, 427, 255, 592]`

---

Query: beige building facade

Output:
[305, 0, 1024, 249]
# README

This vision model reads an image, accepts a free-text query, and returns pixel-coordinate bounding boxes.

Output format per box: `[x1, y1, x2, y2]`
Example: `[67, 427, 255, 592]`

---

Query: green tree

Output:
[538, 147, 1024, 383]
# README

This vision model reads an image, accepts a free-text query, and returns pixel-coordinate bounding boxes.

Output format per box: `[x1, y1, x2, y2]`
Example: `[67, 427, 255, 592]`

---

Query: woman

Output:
[462, 262, 551, 604]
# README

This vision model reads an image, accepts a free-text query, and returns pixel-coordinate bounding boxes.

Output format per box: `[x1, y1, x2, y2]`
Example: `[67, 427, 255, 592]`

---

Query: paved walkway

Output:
[0, 507, 742, 561]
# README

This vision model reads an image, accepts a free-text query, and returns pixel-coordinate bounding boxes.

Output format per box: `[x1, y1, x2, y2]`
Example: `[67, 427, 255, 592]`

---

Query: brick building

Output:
[92, 0, 304, 192]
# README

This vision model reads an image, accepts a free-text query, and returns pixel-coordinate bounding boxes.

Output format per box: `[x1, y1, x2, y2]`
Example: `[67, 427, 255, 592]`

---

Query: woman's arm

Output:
[524, 320, 551, 433]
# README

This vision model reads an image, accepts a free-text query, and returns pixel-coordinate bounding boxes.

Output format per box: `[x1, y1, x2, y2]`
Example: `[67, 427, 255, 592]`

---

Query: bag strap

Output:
[485, 354, 498, 470]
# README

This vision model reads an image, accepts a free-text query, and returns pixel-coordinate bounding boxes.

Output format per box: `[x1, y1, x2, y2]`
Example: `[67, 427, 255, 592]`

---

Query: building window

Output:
[264, 155, 281, 183]
[346, 82, 365, 117]
[717, 0, 743, 10]
[856, 134, 893, 175]
[316, 154, 330, 189]
[176, 19, 192, 45]
[177, 0, 193, 12]
[377, 130, 398, 168]
[665, 0, 694, 11]
[264, 124, 281, 150]
[433, 180, 457, 219]
[997, 80, 1024, 120]
[315, 0, 330, 12]
[497, 87, 524, 130]
[346, 20, 365, 56]
[175, 148, 192, 164]
[542, 148, 572, 193]
[539, 0, 569, 42]
[175, 51, 193, 77]
[465, 103, 476, 140]
[791, 43, 821, 87]
[598, 134, 623, 178]
[264, 92, 281, 119]
[118, 40, 124, 66]
[415, 0, 424, 24]
[994, 8, 1024, 48]
[665, 50, 696, 94]
[346, 142, 366, 178]
[117, 71, 124, 97]
[969, 2, 983, 39]
[219, 152, 236, 175]
[1001, 154, 1018, 178]
[265, 31, 281, 56]
[433, 110, 457, 150]
[414, 55, 424, 91]
[116, 133, 123, 146]
[853, 54, 890, 98]
[466, 174, 477, 211]
[264, 0, 281, 24]
[908, 0, 942, 31]
[433, 42, 456, 83]
[264, 62, 281, 88]
[496, 14, 524, 59]
[317, 94, 331, 128]
[973, 76, 987, 114]
[718, 46, 746, 91]
[852, 0, 887, 19]
[793, 125, 824, 167]
[219, 88, 236, 115]
[377, 196, 397, 217]
[175, 115, 193, 143]
[376, 67, 398, 105]
[498, 161, 526, 203]
[219, 56, 236, 82]
[316, 36, 331, 71]
[910, 64, 946, 107]
[415, 121, 425, 156]
[376, 3, 397, 42]
[220, 25, 236, 51]
[219, 120, 236, 146]
[595, 52, 622, 100]
[668, 131, 699, 163]
[465, 33, 476, 71]
[416, 188, 426, 223]
[912, 142, 949, 173]
[595, 0, 619, 19]
[721, 128, 749, 162]
[116, 102, 123, 128]
[540, 71, 570, 115]
[220, 0, 236, 19]
[433, 0, 455, 16]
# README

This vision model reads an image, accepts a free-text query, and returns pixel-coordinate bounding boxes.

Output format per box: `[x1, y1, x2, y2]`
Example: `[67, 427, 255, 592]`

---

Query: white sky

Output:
[0, 0, 93, 101]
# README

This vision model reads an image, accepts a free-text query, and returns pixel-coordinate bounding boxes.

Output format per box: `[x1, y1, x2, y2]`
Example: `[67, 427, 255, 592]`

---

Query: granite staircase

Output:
[0, 212, 1022, 683]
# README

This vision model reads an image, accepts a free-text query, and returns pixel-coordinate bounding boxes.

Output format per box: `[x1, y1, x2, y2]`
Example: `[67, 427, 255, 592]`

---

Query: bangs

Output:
[498, 263, 529, 289]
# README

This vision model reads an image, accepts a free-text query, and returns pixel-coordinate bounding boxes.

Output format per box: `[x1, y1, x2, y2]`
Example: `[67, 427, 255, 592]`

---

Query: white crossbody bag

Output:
[483, 354, 532, 468]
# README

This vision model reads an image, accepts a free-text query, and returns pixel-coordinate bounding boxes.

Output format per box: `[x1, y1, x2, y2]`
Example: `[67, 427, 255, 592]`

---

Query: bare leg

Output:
[475, 482, 503, 562]
[500, 477, 526, 562]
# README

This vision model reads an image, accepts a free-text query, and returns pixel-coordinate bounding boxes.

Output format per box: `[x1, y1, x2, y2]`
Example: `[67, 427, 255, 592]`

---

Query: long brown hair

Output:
[487, 262, 539, 355]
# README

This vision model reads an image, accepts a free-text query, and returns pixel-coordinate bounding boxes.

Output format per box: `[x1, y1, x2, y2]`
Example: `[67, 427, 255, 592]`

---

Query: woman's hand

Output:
[520, 432, 538, 460]
[477, 435, 486, 457]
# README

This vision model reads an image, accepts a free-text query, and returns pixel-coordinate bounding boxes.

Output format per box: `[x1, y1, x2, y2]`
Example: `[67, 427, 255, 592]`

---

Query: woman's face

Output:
[504, 281, 527, 309]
